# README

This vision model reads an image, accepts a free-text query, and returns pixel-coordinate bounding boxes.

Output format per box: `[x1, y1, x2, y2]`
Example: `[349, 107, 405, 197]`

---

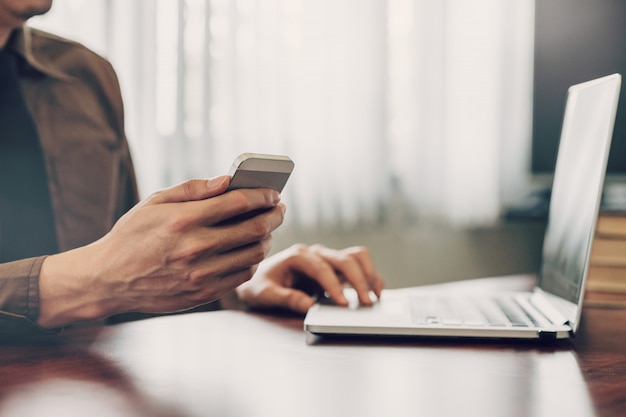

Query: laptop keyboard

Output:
[410, 295, 538, 328]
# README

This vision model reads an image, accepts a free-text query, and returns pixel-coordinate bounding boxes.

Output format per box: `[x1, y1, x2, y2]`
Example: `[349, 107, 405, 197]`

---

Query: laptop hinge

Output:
[538, 330, 557, 341]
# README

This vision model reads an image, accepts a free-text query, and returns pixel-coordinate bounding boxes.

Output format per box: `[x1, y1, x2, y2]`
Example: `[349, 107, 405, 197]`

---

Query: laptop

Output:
[304, 73, 622, 340]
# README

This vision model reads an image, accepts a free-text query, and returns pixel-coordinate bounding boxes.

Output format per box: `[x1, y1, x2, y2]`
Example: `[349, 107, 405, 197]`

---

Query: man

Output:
[0, 0, 383, 332]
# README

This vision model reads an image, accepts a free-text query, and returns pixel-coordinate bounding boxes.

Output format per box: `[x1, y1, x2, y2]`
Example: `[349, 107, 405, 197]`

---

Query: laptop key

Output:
[495, 298, 533, 328]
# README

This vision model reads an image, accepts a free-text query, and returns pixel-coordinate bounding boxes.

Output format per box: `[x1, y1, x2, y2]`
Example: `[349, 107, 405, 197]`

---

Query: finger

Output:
[190, 237, 271, 281]
[149, 176, 230, 205]
[344, 247, 385, 298]
[210, 266, 260, 295]
[311, 245, 374, 306]
[160, 189, 284, 232]
[283, 246, 349, 306]
[211, 189, 282, 225]
[186, 205, 285, 255]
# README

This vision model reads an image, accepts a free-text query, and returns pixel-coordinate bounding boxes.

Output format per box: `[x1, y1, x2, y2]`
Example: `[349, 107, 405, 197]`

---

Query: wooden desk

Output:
[1, 276, 625, 417]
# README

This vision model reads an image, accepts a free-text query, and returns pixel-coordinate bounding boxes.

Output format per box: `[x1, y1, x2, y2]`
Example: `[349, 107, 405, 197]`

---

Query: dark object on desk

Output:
[504, 188, 551, 221]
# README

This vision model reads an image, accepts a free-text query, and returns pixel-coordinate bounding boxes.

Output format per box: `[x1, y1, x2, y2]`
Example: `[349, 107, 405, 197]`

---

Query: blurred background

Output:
[30, 0, 626, 288]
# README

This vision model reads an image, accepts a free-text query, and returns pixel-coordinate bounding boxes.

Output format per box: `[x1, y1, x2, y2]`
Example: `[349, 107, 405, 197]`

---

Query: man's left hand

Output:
[236, 244, 384, 314]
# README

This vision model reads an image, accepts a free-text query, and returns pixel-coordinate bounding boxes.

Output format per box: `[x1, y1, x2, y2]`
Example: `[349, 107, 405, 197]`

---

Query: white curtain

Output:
[388, 0, 535, 226]
[31, 0, 535, 230]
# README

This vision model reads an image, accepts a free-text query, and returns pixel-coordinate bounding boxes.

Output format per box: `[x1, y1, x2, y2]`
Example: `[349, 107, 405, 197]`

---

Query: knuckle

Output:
[261, 235, 273, 253]
[187, 266, 216, 287]
[310, 243, 326, 252]
[229, 190, 253, 212]
[181, 180, 200, 201]
[163, 236, 221, 268]
[185, 269, 204, 287]
[345, 245, 369, 257]
[249, 242, 269, 265]
[250, 218, 273, 238]
[276, 204, 286, 222]
[149, 189, 165, 201]
[166, 215, 190, 233]
[290, 243, 310, 256]
[200, 238, 219, 255]
[165, 249, 189, 266]
[183, 244, 202, 261]
[241, 266, 257, 282]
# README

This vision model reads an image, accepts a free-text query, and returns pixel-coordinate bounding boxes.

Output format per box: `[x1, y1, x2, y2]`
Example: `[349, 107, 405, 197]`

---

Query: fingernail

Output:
[271, 190, 281, 205]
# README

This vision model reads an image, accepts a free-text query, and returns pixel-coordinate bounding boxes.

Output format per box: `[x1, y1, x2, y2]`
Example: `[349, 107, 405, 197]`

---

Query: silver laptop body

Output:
[304, 74, 622, 340]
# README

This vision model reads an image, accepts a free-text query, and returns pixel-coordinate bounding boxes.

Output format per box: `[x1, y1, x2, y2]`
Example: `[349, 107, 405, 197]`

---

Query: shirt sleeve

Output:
[0, 256, 60, 335]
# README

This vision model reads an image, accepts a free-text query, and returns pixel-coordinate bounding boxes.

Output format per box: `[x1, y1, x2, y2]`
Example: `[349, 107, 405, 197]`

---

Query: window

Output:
[31, 0, 534, 230]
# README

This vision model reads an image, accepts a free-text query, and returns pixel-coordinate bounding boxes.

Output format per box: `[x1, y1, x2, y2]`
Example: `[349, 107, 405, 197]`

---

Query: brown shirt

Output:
[0, 26, 139, 333]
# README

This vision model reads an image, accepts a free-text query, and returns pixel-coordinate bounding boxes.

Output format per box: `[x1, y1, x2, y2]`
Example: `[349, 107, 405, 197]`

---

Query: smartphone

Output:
[221, 153, 294, 224]
[227, 153, 294, 192]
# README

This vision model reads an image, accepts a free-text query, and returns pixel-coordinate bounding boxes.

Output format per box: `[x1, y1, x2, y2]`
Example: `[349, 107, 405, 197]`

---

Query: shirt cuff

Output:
[0, 256, 62, 335]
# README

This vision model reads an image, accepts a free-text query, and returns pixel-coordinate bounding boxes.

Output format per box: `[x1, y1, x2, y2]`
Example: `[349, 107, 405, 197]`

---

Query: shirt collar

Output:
[7, 25, 72, 81]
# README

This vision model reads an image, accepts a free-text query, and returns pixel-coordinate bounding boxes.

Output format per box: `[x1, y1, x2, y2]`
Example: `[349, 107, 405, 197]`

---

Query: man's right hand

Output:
[37, 176, 286, 328]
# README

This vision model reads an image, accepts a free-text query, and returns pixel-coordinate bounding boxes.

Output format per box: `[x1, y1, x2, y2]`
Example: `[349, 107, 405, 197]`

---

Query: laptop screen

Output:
[539, 74, 621, 308]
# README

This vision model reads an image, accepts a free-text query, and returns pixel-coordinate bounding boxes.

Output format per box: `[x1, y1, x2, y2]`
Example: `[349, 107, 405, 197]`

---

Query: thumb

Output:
[150, 176, 230, 204]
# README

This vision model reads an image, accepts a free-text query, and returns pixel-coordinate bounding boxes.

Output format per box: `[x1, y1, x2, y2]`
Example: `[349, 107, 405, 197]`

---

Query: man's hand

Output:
[38, 176, 286, 328]
[236, 244, 384, 314]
